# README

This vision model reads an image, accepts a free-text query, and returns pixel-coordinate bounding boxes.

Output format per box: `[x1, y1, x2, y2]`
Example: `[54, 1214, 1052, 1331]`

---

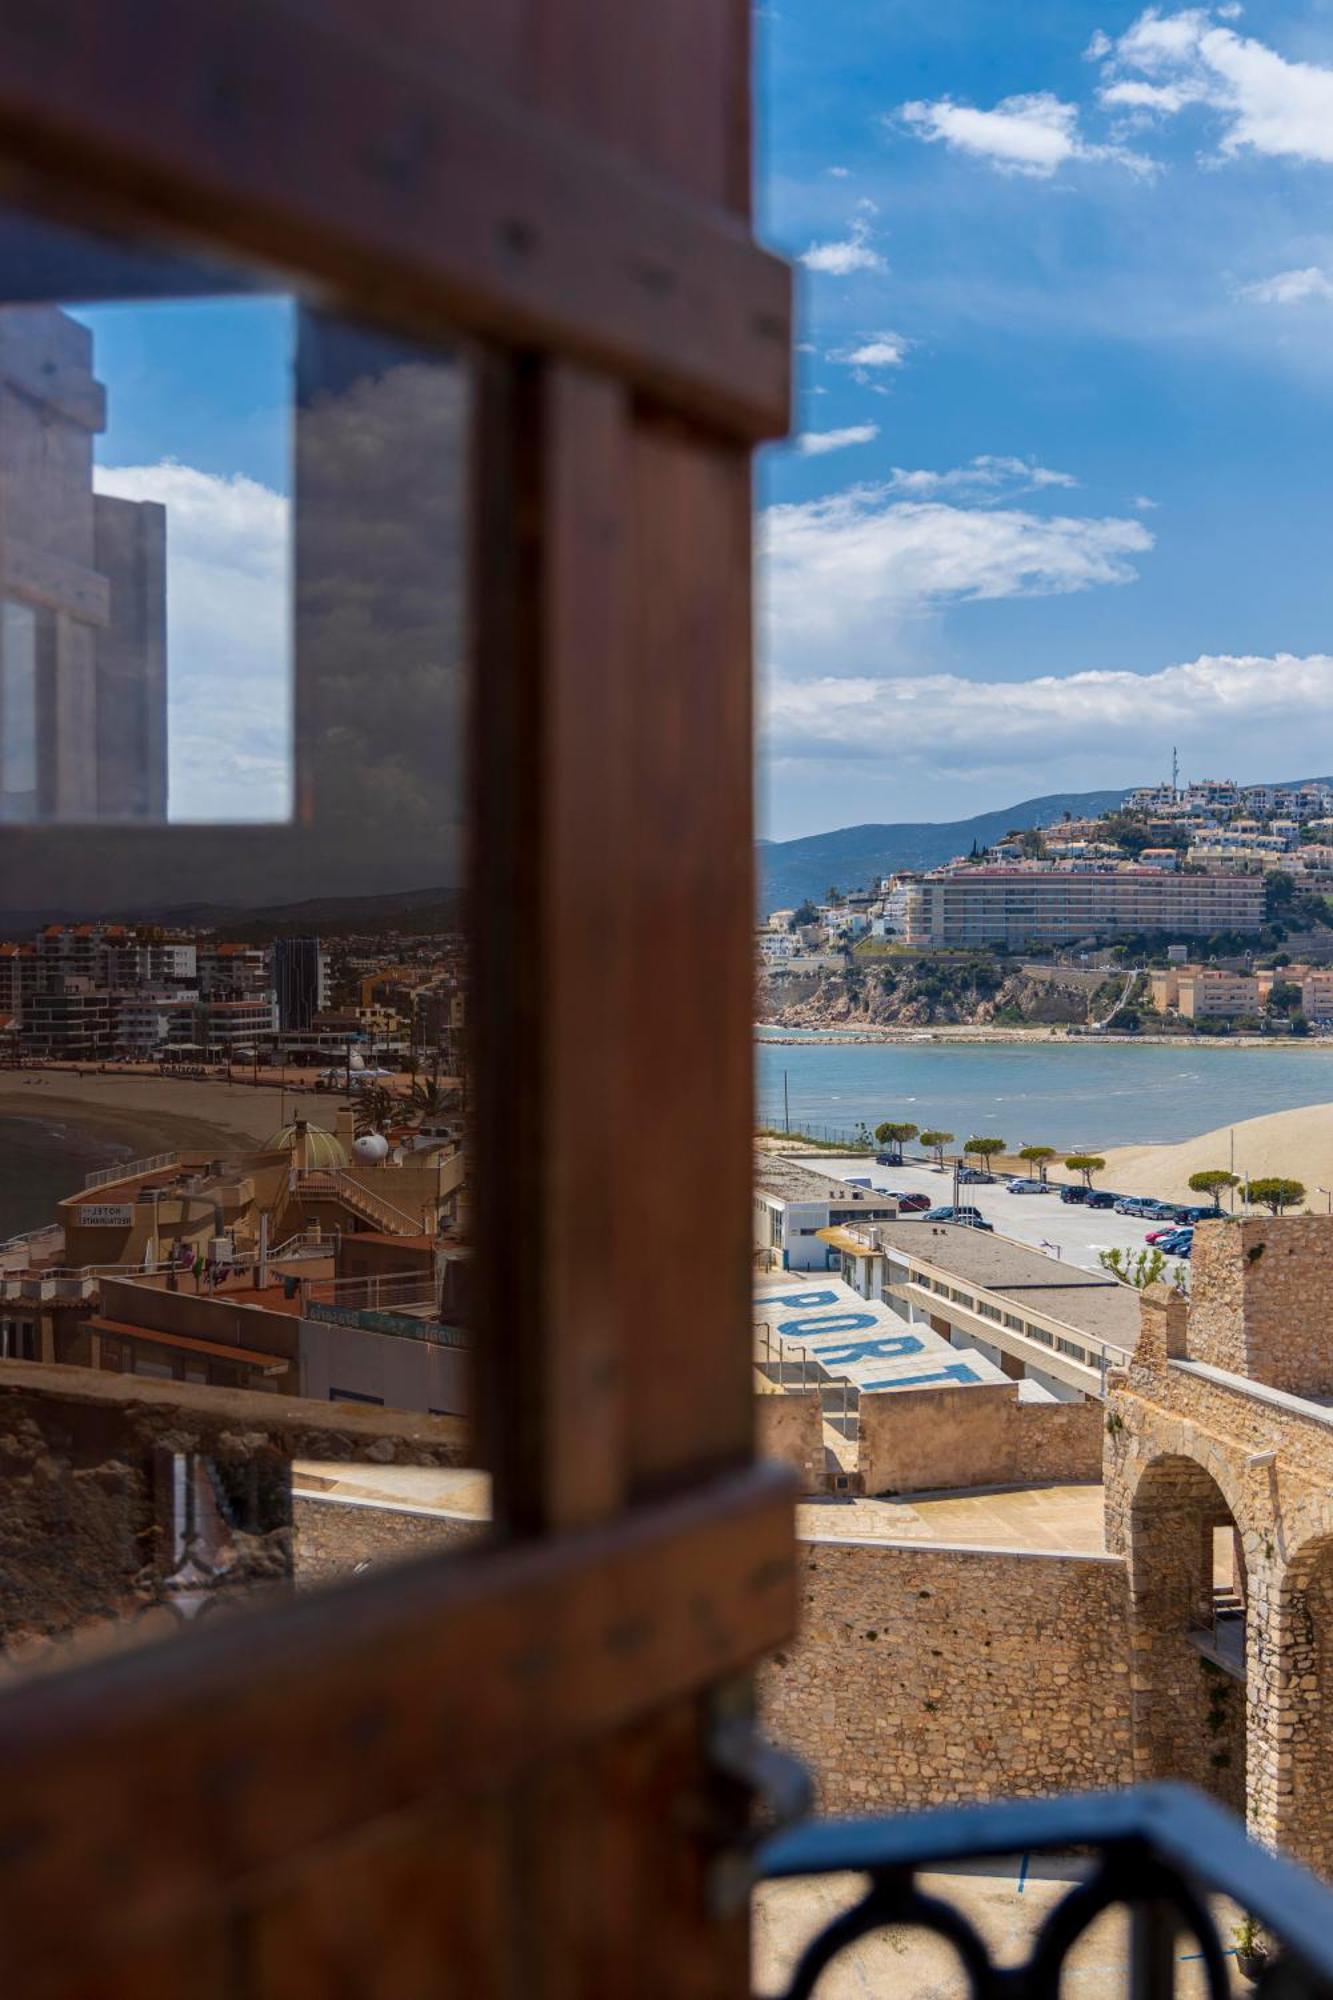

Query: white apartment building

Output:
[901, 867, 1265, 948]
[754, 1156, 899, 1273]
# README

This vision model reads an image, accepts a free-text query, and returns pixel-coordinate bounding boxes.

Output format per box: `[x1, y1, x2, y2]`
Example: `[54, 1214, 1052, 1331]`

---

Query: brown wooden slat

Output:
[529, 0, 750, 211]
[0, 1462, 793, 1987]
[0, 0, 788, 440]
[622, 417, 758, 1495]
[536, 364, 635, 1530]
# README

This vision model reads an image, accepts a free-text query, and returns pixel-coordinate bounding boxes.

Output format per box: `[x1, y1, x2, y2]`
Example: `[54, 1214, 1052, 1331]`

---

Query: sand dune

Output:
[1102, 1101, 1333, 1208]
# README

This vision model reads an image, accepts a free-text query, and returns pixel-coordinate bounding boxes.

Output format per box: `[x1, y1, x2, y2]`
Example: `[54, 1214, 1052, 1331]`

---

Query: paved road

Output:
[804, 1153, 1185, 1276]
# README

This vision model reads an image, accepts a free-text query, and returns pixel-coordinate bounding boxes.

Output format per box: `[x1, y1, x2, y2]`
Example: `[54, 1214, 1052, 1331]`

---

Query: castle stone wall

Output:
[762, 1537, 1133, 1813]
[858, 1382, 1102, 1497]
[1188, 1217, 1333, 1396]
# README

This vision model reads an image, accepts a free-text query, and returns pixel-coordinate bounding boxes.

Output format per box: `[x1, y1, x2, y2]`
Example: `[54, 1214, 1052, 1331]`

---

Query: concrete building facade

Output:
[0, 306, 166, 822]
[901, 867, 1265, 947]
[753, 1156, 899, 1272]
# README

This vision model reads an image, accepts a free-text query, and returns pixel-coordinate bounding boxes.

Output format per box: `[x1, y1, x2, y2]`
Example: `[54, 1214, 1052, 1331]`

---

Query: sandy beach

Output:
[1102, 1101, 1333, 1206]
[0, 1069, 331, 1165]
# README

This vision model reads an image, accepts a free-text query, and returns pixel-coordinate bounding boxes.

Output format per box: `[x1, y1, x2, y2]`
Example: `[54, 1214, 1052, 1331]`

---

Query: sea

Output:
[0, 1114, 135, 1240]
[756, 1037, 1333, 1152]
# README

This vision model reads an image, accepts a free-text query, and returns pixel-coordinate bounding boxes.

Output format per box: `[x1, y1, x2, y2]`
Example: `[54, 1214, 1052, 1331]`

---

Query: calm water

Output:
[0, 1115, 133, 1239]
[756, 1039, 1333, 1150]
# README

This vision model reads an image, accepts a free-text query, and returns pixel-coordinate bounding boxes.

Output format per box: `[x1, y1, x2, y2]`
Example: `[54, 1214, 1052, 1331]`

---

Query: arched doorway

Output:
[1273, 1536, 1333, 1875]
[1128, 1454, 1247, 1817]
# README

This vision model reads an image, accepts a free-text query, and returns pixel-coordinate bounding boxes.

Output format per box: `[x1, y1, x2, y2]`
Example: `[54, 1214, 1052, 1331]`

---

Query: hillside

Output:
[757, 789, 1129, 914]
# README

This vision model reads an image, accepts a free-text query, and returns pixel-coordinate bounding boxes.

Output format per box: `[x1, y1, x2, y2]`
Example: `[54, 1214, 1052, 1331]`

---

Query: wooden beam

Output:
[0, 1461, 795, 1986]
[0, 0, 789, 440]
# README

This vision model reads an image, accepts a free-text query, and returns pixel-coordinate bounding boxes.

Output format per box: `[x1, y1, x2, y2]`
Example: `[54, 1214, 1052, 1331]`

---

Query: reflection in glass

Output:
[0, 208, 478, 1673]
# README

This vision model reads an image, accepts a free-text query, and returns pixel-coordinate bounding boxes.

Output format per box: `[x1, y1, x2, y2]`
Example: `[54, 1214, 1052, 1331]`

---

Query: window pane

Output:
[0, 204, 480, 1675]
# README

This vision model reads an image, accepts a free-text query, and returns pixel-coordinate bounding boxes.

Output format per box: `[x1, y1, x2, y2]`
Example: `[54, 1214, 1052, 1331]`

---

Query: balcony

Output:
[757, 1785, 1333, 1998]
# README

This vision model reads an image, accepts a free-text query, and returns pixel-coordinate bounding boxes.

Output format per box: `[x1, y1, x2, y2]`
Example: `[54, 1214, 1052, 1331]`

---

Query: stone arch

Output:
[1126, 1452, 1248, 1815]
[1263, 1533, 1333, 1875]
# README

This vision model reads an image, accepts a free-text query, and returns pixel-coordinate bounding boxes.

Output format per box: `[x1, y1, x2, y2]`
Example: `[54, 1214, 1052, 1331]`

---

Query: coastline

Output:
[756, 1022, 1333, 1049]
[0, 1070, 329, 1165]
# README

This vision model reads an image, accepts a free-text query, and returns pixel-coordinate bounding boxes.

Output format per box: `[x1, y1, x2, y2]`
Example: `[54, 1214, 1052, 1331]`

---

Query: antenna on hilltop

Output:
[1172, 745, 1179, 797]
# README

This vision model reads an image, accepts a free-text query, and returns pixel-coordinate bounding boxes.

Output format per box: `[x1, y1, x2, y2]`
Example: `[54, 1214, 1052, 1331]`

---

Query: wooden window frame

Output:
[0, 3, 794, 1986]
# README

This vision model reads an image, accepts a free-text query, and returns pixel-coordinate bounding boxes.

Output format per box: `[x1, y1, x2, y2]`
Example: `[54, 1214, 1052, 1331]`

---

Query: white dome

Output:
[347, 1050, 366, 1072]
[353, 1132, 389, 1162]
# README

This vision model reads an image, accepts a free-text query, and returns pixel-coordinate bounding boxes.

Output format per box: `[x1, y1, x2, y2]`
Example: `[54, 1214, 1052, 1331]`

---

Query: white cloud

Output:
[760, 486, 1153, 679]
[797, 424, 880, 456]
[800, 214, 887, 275]
[1133, 494, 1161, 510]
[94, 461, 291, 823]
[1237, 266, 1333, 305]
[884, 454, 1079, 498]
[1095, 9, 1333, 165]
[763, 653, 1333, 785]
[832, 331, 910, 370]
[826, 165, 851, 178]
[896, 89, 1152, 177]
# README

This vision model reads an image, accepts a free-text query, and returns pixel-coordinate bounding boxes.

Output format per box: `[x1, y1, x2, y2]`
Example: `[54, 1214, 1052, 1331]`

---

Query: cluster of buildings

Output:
[0, 1106, 469, 1411]
[1148, 959, 1333, 1024]
[762, 772, 1333, 955]
[0, 919, 468, 1067]
[0, 924, 326, 1060]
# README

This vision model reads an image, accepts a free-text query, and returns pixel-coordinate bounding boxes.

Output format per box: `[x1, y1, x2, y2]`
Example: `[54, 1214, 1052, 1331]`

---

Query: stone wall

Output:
[293, 1497, 483, 1584]
[1188, 1217, 1333, 1396]
[1106, 1265, 1333, 1870]
[757, 1388, 825, 1493]
[0, 1362, 469, 1655]
[762, 1537, 1133, 1813]
[857, 1382, 1102, 1496]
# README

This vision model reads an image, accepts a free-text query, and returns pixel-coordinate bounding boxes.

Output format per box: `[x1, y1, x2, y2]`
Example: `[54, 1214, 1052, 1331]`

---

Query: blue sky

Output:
[71, 296, 293, 822]
[756, 2, 1333, 837]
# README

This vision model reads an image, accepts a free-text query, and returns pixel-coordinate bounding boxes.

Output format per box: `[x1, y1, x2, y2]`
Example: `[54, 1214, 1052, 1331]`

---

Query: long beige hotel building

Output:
[902, 865, 1266, 948]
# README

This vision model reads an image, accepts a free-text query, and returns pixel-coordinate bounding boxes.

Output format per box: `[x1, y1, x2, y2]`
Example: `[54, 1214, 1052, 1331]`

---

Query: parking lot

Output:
[798, 1153, 1183, 1276]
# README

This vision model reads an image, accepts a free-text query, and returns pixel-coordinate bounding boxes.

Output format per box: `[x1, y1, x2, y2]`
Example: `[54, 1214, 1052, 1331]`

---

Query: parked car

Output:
[956, 1166, 994, 1184]
[1173, 1204, 1222, 1224]
[1156, 1228, 1194, 1258]
[1144, 1225, 1179, 1245]
[875, 1151, 898, 1166]
[888, 1191, 932, 1213]
[1142, 1199, 1182, 1220]
[1085, 1190, 1117, 1209]
[1059, 1185, 1088, 1205]
[923, 1205, 992, 1229]
[1114, 1196, 1159, 1217]
[1005, 1177, 1050, 1194]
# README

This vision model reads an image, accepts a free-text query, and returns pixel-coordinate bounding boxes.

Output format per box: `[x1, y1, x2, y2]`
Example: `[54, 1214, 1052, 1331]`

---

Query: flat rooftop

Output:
[755, 1153, 896, 1207]
[873, 1221, 1142, 1352]
[797, 1481, 1105, 1556]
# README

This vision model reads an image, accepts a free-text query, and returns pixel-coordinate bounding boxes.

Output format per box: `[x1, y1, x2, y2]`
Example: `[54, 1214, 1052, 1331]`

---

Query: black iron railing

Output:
[757, 1784, 1333, 2000]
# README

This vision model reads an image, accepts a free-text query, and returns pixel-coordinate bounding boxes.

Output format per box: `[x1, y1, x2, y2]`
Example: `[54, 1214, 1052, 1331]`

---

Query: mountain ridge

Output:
[758, 789, 1131, 914]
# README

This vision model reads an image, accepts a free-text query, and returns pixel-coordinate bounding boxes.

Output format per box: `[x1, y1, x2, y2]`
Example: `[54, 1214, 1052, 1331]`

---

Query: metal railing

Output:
[756, 1782, 1333, 2000]
[303, 1298, 465, 1349]
[299, 1271, 438, 1313]
[295, 1169, 423, 1234]
[83, 1150, 179, 1190]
